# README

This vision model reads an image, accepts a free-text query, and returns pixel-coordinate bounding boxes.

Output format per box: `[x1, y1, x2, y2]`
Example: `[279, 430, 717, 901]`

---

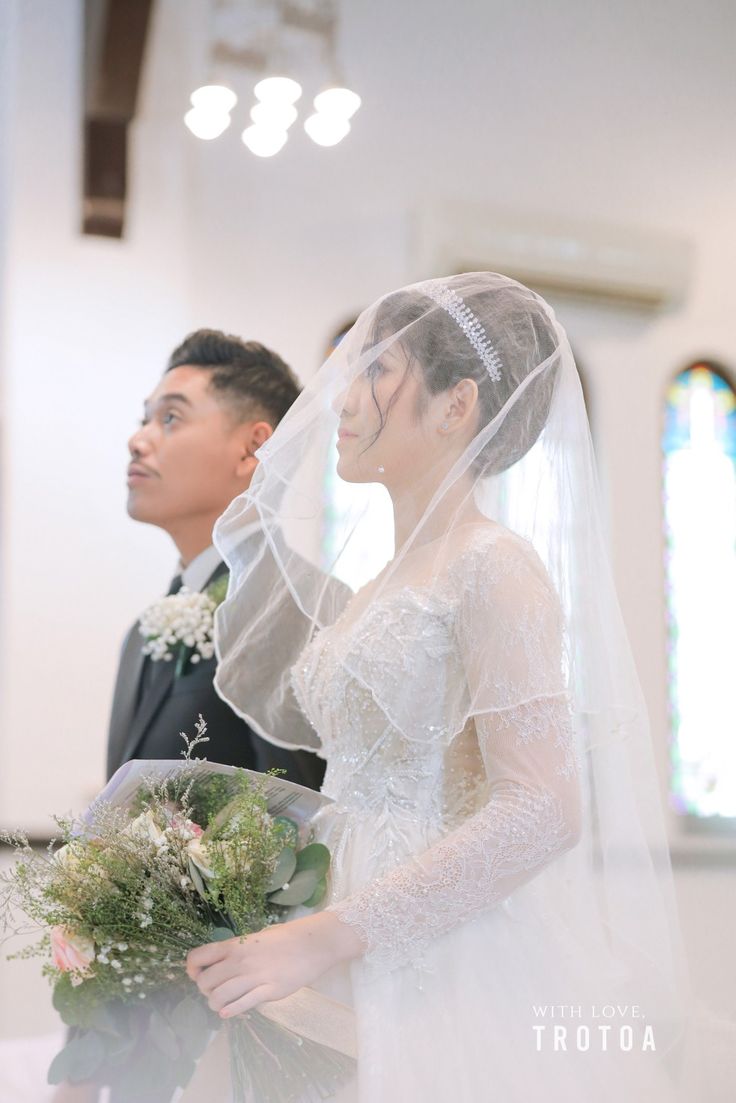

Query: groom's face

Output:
[126, 366, 261, 530]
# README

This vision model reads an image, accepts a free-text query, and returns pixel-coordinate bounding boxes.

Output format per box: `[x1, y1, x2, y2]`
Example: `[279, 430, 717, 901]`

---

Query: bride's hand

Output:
[186, 911, 365, 1018]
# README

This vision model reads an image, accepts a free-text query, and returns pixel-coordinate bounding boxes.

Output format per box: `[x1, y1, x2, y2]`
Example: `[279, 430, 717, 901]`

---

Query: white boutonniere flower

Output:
[138, 574, 228, 677]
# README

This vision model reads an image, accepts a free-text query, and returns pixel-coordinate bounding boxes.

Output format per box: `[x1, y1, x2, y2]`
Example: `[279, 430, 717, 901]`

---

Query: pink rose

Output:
[50, 926, 95, 985]
[170, 813, 204, 840]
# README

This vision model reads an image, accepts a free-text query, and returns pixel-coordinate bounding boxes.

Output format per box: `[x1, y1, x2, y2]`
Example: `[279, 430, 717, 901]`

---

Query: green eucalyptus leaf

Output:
[101, 1029, 137, 1062]
[47, 1049, 73, 1086]
[302, 875, 328, 908]
[268, 868, 319, 906]
[295, 842, 330, 878]
[266, 846, 297, 892]
[88, 1003, 123, 1037]
[47, 1033, 106, 1084]
[210, 926, 235, 942]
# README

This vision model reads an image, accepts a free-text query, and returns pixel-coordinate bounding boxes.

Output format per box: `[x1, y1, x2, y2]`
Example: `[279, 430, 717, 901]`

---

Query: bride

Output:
[186, 272, 702, 1101]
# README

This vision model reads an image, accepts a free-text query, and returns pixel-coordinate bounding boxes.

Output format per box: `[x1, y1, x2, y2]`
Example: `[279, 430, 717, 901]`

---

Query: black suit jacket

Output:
[105, 560, 325, 790]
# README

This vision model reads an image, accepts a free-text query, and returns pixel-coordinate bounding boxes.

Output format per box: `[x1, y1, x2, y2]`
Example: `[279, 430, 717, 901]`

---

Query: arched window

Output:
[662, 361, 736, 826]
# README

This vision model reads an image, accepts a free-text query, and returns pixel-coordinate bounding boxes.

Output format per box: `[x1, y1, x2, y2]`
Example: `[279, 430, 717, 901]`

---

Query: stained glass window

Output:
[662, 363, 736, 825]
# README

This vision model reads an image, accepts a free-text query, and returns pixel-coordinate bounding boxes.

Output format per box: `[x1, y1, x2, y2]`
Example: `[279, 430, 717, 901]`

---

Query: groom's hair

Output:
[166, 328, 301, 427]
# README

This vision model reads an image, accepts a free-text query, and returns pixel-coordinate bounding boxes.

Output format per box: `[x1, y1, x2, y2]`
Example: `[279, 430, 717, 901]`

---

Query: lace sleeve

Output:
[325, 538, 583, 975]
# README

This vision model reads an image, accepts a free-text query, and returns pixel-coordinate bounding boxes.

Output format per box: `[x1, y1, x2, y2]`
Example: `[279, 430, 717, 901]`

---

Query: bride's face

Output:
[335, 344, 441, 485]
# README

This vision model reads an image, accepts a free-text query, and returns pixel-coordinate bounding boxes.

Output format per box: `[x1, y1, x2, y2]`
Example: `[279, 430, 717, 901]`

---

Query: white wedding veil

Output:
[213, 272, 702, 1096]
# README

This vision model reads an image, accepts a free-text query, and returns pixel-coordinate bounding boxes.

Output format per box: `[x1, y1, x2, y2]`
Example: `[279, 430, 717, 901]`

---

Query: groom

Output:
[52, 331, 328, 1103]
[107, 328, 325, 789]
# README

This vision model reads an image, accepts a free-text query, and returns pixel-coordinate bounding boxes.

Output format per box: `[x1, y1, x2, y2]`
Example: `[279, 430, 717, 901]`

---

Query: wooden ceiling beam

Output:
[83, 0, 153, 238]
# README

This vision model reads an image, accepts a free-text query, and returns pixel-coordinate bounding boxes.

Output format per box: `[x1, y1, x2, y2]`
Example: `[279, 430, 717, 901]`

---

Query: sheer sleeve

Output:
[325, 536, 583, 975]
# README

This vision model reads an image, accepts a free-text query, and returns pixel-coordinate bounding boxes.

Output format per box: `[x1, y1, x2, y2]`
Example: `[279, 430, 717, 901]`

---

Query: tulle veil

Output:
[212, 271, 703, 1097]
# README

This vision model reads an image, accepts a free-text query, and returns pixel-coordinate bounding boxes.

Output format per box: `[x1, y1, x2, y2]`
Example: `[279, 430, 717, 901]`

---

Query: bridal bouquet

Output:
[0, 720, 354, 1102]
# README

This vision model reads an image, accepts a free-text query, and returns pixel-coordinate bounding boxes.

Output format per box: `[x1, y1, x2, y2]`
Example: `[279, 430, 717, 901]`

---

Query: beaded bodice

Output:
[291, 582, 486, 827]
[288, 526, 582, 974]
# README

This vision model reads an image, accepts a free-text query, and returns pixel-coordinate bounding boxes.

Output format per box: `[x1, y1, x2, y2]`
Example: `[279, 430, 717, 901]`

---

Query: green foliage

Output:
[47, 990, 219, 1094]
[1, 723, 334, 1096]
[132, 771, 237, 831]
[47, 1032, 107, 1084]
[267, 842, 331, 907]
[206, 574, 229, 606]
[266, 846, 298, 893]
[200, 778, 286, 933]
[293, 842, 331, 877]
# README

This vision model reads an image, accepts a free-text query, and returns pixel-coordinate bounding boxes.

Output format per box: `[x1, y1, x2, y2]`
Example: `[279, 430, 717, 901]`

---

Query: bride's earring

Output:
[440, 422, 449, 432]
[377, 465, 385, 474]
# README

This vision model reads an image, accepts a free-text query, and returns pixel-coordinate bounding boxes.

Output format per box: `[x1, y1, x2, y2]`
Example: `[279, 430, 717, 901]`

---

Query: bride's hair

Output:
[368, 279, 560, 475]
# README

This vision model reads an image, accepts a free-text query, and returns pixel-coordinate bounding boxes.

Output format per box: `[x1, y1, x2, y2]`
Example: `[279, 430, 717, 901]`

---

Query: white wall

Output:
[0, 1, 193, 824]
[0, 0, 734, 1044]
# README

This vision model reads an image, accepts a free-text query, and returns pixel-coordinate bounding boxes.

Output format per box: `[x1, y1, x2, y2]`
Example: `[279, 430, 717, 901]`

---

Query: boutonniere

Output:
[138, 574, 229, 678]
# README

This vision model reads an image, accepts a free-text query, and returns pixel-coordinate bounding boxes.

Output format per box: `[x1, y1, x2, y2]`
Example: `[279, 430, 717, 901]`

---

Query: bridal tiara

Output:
[420, 282, 503, 381]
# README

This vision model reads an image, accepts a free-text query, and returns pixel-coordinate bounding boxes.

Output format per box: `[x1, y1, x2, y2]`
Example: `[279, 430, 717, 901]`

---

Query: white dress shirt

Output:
[178, 520, 262, 592]
[179, 544, 223, 593]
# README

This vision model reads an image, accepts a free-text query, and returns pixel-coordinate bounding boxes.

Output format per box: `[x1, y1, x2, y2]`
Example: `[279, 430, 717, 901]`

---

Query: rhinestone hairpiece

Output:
[420, 283, 503, 381]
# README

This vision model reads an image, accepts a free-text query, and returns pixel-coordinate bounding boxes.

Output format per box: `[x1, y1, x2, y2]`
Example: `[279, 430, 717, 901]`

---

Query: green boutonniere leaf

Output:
[206, 574, 229, 607]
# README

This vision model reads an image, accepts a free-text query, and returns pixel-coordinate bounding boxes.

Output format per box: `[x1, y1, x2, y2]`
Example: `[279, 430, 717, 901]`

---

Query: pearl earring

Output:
[377, 465, 385, 474]
[441, 422, 449, 431]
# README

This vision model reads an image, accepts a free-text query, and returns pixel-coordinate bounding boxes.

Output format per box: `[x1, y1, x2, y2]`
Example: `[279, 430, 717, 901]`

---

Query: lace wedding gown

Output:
[288, 524, 680, 1103]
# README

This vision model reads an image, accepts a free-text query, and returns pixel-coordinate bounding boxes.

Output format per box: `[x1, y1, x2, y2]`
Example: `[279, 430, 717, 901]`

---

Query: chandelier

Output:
[184, 0, 361, 157]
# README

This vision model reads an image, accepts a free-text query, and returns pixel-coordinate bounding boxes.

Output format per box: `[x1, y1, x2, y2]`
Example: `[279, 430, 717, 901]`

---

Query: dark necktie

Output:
[137, 573, 184, 702]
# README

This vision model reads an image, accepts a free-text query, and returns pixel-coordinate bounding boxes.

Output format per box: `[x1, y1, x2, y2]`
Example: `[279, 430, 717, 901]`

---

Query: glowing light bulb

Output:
[254, 76, 302, 105]
[304, 113, 350, 147]
[184, 107, 231, 140]
[241, 125, 288, 157]
[190, 84, 237, 113]
[313, 87, 361, 120]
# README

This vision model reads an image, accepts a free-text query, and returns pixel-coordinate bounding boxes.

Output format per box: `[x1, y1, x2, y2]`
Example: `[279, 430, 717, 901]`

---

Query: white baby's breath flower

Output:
[138, 588, 219, 669]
